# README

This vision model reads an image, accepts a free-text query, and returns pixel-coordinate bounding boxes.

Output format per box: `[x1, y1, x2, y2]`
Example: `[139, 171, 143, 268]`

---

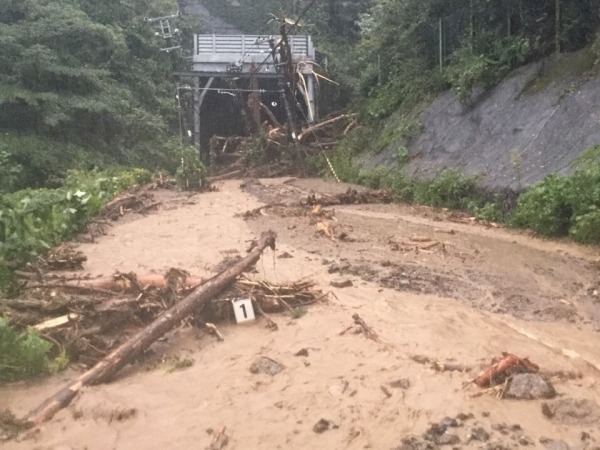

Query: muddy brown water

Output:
[2, 178, 599, 449]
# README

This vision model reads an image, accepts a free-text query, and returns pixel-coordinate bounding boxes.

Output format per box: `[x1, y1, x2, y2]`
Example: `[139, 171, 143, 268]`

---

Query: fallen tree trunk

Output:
[297, 114, 356, 143]
[23, 231, 277, 427]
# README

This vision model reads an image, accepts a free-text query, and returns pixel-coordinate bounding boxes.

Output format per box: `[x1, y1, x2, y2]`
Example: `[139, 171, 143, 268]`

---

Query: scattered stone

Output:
[424, 418, 460, 446]
[393, 436, 437, 450]
[330, 279, 353, 288]
[277, 252, 293, 259]
[389, 378, 411, 389]
[542, 439, 570, 450]
[481, 411, 491, 418]
[542, 398, 600, 425]
[483, 443, 512, 450]
[433, 433, 460, 446]
[313, 419, 331, 434]
[438, 417, 458, 429]
[470, 426, 490, 442]
[294, 348, 309, 357]
[411, 355, 431, 365]
[456, 412, 474, 421]
[249, 357, 285, 376]
[426, 423, 447, 436]
[541, 402, 554, 418]
[505, 374, 556, 400]
[580, 432, 591, 441]
[518, 436, 532, 446]
[491, 423, 510, 435]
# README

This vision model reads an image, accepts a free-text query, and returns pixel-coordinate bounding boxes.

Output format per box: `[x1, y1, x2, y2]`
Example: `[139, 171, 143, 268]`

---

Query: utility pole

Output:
[555, 0, 561, 54]
[145, 12, 182, 53]
[439, 16, 444, 71]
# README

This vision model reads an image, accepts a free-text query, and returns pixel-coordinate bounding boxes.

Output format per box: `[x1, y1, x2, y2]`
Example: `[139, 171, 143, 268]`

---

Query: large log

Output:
[23, 231, 277, 427]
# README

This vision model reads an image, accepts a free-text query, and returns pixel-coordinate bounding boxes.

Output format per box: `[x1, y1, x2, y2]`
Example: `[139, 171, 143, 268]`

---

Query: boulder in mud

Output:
[541, 398, 600, 425]
[504, 373, 556, 399]
[540, 439, 570, 450]
[249, 356, 285, 376]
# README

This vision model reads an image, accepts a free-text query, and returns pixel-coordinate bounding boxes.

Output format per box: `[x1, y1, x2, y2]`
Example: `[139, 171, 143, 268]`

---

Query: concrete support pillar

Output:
[193, 77, 214, 158]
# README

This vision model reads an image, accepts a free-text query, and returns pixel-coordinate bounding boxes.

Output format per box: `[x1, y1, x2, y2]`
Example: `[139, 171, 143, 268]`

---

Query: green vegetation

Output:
[319, 140, 600, 244]
[512, 167, 600, 243]
[175, 148, 207, 191]
[446, 35, 531, 101]
[0, 316, 52, 382]
[0, 0, 201, 190]
[0, 168, 150, 284]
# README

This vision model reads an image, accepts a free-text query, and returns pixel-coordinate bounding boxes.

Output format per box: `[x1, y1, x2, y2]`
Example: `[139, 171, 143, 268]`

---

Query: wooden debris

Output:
[472, 352, 539, 388]
[251, 299, 278, 331]
[22, 231, 277, 427]
[349, 313, 380, 342]
[39, 245, 87, 271]
[203, 322, 225, 341]
[47, 273, 201, 294]
[432, 361, 469, 373]
[380, 385, 393, 398]
[208, 426, 229, 450]
[33, 314, 79, 331]
[304, 188, 392, 207]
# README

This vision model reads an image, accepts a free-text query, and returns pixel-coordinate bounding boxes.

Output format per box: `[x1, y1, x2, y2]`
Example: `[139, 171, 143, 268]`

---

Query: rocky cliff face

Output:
[369, 51, 600, 190]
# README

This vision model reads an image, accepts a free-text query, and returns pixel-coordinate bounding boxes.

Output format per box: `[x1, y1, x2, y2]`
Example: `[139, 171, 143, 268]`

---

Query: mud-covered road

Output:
[2, 178, 599, 450]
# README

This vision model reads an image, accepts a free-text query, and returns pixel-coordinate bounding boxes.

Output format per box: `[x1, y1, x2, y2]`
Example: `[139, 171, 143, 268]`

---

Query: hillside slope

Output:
[178, 0, 240, 34]
[369, 51, 600, 190]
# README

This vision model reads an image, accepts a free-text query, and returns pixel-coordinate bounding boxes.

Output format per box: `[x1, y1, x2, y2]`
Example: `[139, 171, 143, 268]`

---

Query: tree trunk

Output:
[23, 231, 277, 427]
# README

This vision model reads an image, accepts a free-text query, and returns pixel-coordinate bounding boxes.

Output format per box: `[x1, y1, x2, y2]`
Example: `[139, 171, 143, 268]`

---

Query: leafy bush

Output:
[0, 316, 52, 382]
[175, 148, 207, 191]
[414, 170, 479, 209]
[512, 168, 600, 243]
[0, 149, 23, 193]
[0, 168, 150, 270]
[446, 35, 531, 100]
[468, 201, 502, 222]
[569, 208, 600, 243]
[511, 174, 572, 236]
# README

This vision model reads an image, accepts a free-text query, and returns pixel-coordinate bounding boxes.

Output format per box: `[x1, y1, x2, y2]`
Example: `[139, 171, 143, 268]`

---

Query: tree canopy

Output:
[0, 0, 199, 190]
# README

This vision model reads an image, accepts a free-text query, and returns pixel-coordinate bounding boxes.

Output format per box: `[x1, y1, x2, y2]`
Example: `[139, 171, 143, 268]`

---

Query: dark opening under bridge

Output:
[175, 34, 319, 156]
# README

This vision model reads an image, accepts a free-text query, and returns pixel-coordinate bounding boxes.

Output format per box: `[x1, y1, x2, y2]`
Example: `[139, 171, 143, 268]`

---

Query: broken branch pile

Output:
[225, 277, 321, 313]
[304, 188, 392, 206]
[4, 262, 323, 369]
[208, 114, 357, 180]
[241, 187, 392, 220]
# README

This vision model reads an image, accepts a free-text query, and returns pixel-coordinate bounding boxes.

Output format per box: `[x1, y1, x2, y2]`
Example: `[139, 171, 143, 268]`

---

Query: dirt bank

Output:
[2, 178, 599, 449]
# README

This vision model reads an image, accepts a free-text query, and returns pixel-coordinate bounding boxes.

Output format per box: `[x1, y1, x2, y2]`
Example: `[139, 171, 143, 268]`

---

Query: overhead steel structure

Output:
[175, 34, 318, 155]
